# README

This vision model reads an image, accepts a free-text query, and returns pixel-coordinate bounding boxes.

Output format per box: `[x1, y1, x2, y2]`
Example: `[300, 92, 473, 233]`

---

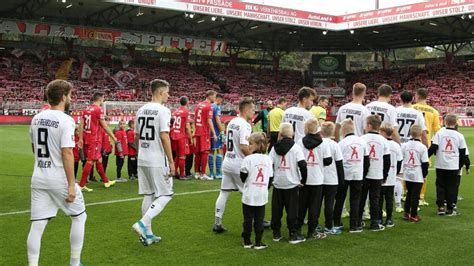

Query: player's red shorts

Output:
[194, 135, 210, 152]
[171, 138, 190, 157]
[84, 141, 102, 161]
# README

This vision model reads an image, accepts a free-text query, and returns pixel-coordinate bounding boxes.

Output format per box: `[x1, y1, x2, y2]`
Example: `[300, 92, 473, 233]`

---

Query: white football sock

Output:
[215, 190, 231, 225]
[395, 179, 403, 207]
[70, 212, 87, 266]
[142, 196, 172, 233]
[141, 195, 155, 233]
[27, 220, 48, 266]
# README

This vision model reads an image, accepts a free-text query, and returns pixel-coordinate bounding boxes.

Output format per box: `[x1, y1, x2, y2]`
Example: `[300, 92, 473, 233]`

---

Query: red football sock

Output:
[194, 152, 201, 174]
[80, 162, 93, 187]
[178, 157, 186, 177]
[200, 152, 209, 175]
[96, 162, 110, 183]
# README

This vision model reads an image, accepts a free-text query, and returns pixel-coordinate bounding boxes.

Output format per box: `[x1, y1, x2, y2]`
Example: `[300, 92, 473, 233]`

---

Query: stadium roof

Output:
[0, 0, 473, 52]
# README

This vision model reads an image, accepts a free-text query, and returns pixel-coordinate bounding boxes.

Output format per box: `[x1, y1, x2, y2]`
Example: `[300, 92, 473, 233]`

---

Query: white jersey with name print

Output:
[366, 101, 398, 127]
[361, 133, 391, 180]
[296, 138, 331, 185]
[269, 144, 305, 189]
[282, 106, 314, 142]
[338, 134, 369, 181]
[432, 127, 467, 170]
[401, 140, 428, 183]
[335, 102, 370, 136]
[30, 110, 76, 189]
[135, 103, 171, 168]
[222, 117, 252, 172]
[395, 106, 427, 143]
[384, 139, 403, 186]
[240, 154, 273, 206]
[322, 138, 343, 185]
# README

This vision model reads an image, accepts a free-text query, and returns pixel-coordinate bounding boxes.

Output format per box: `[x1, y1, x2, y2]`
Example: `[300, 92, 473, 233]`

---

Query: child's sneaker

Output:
[446, 210, 460, 216]
[289, 233, 306, 244]
[409, 215, 422, 222]
[370, 223, 385, 232]
[349, 226, 363, 233]
[385, 219, 395, 228]
[395, 207, 404, 213]
[324, 227, 342, 235]
[243, 239, 253, 249]
[272, 232, 282, 242]
[403, 212, 411, 220]
[254, 242, 268, 250]
[437, 207, 446, 216]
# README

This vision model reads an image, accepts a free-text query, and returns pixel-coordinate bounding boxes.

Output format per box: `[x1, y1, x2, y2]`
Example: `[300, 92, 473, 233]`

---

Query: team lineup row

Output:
[26, 80, 470, 265]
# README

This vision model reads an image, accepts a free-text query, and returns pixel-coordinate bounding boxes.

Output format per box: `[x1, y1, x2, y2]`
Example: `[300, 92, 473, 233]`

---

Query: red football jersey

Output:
[127, 129, 137, 156]
[171, 106, 190, 140]
[82, 104, 104, 144]
[101, 128, 112, 154]
[114, 129, 129, 156]
[73, 134, 80, 162]
[194, 101, 213, 136]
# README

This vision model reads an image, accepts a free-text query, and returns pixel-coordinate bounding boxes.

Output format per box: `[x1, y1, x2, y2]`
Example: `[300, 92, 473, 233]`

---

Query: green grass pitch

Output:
[0, 125, 473, 265]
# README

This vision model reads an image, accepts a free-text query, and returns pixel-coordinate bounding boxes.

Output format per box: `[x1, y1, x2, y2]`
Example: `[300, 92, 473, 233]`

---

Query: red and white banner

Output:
[111, 71, 136, 88]
[0, 20, 227, 52]
[458, 118, 474, 127]
[80, 62, 93, 79]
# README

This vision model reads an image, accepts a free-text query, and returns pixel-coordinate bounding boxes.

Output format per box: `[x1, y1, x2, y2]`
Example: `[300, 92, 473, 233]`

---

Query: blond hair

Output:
[248, 132, 267, 154]
[366, 114, 382, 131]
[444, 113, 457, 127]
[410, 125, 422, 138]
[379, 123, 394, 137]
[341, 119, 355, 136]
[353, 82, 366, 97]
[304, 118, 319, 135]
[279, 122, 294, 139]
[320, 121, 335, 138]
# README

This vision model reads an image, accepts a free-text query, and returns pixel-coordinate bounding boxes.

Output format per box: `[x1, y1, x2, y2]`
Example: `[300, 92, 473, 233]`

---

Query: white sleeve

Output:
[335, 108, 343, 124]
[421, 146, 429, 163]
[390, 108, 398, 128]
[459, 135, 467, 149]
[396, 144, 403, 161]
[334, 144, 343, 161]
[431, 132, 439, 145]
[384, 139, 391, 155]
[61, 118, 76, 148]
[160, 108, 171, 133]
[418, 112, 427, 131]
[362, 108, 370, 128]
[240, 157, 249, 173]
[267, 157, 274, 177]
[295, 146, 305, 162]
[240, 124, 251, 145]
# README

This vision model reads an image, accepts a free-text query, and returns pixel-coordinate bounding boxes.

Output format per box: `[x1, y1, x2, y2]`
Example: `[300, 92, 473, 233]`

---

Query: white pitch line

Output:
[0, 189, 219, 217]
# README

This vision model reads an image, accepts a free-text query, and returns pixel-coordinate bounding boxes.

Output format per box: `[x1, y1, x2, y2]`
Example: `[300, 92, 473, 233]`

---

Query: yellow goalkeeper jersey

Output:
[310, 105, 327, 122]
[412, 103, 441, 144]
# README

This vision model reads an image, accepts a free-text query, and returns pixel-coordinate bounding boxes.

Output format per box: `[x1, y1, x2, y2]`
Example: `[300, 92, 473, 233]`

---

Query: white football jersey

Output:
[29, 110, 76, 189]
[338, 134, 369, 181]
[282, 106, 314, 142]
[361, 133, 391, 180]
[135, 103, 171, 168]
[322, 138, 343, 185]
[269, 144, 305, 189]
[335, 102, 370, 136]
[432, 127, 467, 170]
[395, 106, 427, 143]
[366, 101, 398, 128]
[296, 139, 331, 185]
[384, 139, 403, 186]
[223, 117, 252, 172]
[401, 140, 428, 183]
[240, 154, 273, 206]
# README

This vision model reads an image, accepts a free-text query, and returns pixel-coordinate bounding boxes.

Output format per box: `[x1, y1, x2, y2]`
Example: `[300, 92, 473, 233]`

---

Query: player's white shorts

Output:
[138, 166, 174, 197]
[31, 184, 86, 221]
[220, 169, 243, 192]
